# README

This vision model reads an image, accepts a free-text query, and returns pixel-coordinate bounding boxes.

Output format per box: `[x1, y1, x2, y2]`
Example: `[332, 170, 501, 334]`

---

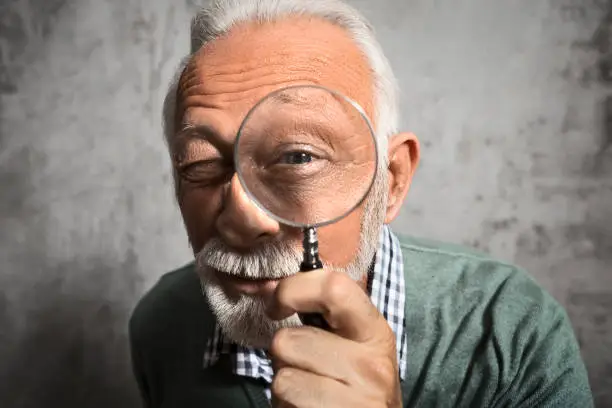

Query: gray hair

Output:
[162, 0, 400, 170]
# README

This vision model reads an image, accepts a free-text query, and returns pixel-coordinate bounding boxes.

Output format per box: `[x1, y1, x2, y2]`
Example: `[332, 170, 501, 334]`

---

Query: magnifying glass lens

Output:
[235, 85, 378, 228]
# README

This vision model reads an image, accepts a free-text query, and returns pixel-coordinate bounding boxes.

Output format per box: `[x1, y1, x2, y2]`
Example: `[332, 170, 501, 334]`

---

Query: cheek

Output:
[316, 208, 363, 268]
[178, 185, 223, 253]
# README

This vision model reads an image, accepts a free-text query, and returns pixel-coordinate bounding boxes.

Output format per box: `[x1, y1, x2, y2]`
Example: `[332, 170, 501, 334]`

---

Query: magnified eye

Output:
[280, 151, 314, 165]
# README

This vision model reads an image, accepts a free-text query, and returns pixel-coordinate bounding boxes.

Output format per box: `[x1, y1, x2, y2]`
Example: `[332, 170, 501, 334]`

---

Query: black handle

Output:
[298, 227, 331, 331]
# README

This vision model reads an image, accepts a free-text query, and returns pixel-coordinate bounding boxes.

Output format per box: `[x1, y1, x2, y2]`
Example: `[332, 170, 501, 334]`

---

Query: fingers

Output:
[270, 325, 399, 392]
[267, 269, 402, 407]
[270, 325, 358, 384]
[267, 268, 391, 343]
[271, 367, 363, 408]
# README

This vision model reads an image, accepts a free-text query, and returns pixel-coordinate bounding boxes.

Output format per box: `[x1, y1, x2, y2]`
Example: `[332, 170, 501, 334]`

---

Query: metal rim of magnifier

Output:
[234, 84, 380, 229]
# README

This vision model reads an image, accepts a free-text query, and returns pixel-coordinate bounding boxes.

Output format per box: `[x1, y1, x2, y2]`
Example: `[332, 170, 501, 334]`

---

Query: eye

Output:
[279, 151, 314, 165]
[178, 159, 231, 184]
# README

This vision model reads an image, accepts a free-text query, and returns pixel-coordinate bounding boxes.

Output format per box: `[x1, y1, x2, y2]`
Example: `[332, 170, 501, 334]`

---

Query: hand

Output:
[266, 268, 402, 408]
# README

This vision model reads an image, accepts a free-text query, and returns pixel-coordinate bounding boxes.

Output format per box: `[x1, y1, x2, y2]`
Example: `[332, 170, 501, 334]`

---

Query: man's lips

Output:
[214, 270, 283, 296]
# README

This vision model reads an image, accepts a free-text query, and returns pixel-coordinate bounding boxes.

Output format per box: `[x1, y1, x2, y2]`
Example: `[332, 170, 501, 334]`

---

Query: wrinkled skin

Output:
[172, 17, 420, 407]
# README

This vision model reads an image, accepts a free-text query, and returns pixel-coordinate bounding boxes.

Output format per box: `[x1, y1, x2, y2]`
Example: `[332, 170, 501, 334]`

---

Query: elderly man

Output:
[128, 0, 593, 407]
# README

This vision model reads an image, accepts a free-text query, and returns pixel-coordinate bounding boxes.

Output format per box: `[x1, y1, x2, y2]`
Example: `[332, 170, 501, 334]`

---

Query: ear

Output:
[385, 132, 420, 224]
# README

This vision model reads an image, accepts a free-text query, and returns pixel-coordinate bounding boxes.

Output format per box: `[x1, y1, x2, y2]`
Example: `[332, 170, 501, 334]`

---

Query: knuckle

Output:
[322, 271, 353, 304]
[271, 367, 294, 397]
[378, 323, 396, 344]
[359, 356, 396, 387]
[298, 324, 321, 338]
[270, 327, 292, 357]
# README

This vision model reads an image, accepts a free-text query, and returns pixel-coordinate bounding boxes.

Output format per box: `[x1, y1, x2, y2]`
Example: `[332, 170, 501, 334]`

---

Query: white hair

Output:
[162, 0, 400, 168]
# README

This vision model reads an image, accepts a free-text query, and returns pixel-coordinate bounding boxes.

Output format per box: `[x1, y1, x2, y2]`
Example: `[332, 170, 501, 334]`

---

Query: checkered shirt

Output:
[202, 225, 407, 400]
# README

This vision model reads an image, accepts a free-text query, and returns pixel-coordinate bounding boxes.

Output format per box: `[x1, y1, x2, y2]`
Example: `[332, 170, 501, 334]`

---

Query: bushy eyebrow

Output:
[172, 122, 233, 159]
[175, 122, 217, 143]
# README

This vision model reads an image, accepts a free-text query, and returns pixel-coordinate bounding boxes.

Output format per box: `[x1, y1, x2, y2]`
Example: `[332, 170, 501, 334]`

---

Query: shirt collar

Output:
[203, 225, 407, 385]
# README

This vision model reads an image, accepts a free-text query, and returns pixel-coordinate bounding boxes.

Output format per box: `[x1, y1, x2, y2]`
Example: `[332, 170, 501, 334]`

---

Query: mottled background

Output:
[0, 0, 610, 406]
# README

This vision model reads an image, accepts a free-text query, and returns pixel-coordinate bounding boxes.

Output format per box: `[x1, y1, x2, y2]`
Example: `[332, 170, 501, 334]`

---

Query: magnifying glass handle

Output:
[299, 228, 331, 331]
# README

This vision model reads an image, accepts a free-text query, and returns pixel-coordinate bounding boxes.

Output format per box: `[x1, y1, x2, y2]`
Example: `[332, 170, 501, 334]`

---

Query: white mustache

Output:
[196, 237, 303, 280]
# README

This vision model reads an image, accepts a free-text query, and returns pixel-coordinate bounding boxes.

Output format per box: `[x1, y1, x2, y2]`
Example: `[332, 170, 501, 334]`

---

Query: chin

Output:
[200, 268, 302, 349]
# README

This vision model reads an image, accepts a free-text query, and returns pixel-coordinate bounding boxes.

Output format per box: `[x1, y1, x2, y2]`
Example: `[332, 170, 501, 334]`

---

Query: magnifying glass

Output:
[234, 84, 379, 330]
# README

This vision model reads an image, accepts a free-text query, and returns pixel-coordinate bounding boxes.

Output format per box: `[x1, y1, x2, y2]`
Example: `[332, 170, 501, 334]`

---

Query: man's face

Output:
[172, 17, 386, 348]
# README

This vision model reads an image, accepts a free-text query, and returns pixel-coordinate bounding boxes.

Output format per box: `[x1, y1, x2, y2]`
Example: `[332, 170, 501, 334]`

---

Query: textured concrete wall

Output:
[0, 0, 610, 406]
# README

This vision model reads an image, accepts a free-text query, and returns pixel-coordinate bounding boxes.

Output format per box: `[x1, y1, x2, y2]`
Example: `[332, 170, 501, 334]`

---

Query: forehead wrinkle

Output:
[183, 75, 354, 104]
[178, 67, 205, 98]
[178, 66, 311, 110]
[195, 47, 368, 95]
[197, 41, 339, 75]
[176, 16, 376, 129]
[180, 70, 368, 116]
[181, 52, 364, 99]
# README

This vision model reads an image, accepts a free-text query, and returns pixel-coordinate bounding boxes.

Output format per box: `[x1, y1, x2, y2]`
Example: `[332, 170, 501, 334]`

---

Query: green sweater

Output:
[128, 234, 593, 407]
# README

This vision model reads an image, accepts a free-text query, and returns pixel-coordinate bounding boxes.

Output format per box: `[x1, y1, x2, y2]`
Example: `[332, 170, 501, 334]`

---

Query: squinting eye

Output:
[279, 152, 314, 165]
[178, 159, 231, 184]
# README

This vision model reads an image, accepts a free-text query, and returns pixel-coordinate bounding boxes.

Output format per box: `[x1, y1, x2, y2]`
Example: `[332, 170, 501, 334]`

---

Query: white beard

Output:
[195, 172, 388, 349]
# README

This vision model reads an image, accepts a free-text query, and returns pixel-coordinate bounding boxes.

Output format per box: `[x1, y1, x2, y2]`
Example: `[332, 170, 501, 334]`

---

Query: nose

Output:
[216, 173, 281, 249]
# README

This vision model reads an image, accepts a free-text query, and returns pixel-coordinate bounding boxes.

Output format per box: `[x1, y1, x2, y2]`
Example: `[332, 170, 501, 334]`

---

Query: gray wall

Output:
[0, 0, 610, 406]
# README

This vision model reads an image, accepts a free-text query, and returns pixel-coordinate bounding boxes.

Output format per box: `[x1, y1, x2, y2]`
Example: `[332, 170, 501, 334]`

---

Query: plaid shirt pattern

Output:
[203, 225, 407, 400]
